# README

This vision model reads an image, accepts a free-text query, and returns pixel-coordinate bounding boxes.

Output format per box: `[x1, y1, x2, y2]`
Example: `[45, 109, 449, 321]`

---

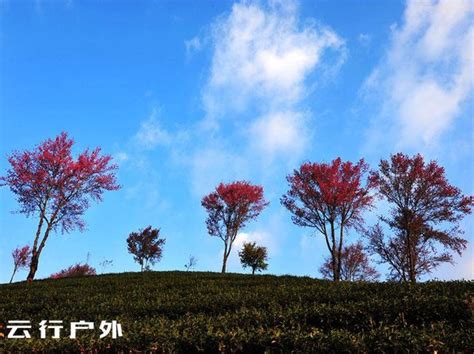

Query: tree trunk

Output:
[9, 266, 18, 284]
[221, 254, 227, 273]
[27, 224, 54, 281]
[408, 264, 416, 282]
[336, 223, 344, 281]
[27, 252, 39, 281]
[252, 267, 256, 275]
[330, 221, 339, 281]
[405, 230, 416, 283]
[222, 237, 233, 273]
[27, 214, 46, 282]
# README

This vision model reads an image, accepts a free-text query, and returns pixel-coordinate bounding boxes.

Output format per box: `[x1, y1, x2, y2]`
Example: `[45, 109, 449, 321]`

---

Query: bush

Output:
[49, 263, 96, 279]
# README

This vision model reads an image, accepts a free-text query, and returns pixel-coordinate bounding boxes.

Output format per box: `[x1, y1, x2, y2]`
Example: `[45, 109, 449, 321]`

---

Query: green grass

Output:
[1, 271, 473, 352]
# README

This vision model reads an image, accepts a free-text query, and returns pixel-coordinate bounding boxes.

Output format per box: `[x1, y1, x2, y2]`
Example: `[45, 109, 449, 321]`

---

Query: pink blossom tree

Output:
[10, 245, 31, 283]
[1, 133, 120, 281]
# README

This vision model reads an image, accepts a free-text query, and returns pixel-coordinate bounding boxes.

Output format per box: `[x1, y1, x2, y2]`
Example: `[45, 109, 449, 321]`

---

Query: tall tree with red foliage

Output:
[319, 242, 379, 281]
[1, 132, 120, 281]
[281, 158, 375, 281]
[126, 226, 166, 271]
[367, 153, 472, 282]
[202, 181, 269, 273]
[10, 245, 31, 283]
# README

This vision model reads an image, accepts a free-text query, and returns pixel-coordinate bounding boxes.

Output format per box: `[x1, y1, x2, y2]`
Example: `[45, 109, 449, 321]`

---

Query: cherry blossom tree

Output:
[367, 153, 472, 282]
[127, 226, 166, 271]
[319, 242, 379, 281]
[10, 245, 31, 283]
[202, 181, 269, 273]
[281, 158, 375, 281]
[1, 132, 120, 281]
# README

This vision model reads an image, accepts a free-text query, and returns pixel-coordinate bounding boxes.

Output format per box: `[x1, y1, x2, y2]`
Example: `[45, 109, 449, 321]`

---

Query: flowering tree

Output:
[367, 153, 472, 282]
[126, 226, 166, 271]
[319, 242, 379, 281]
[281, 158, 375, 281]
[10, 245, 31, 283]
[50, 263, 96, 279]
[239, 241, 268, 275]
[202, 181, 269, 273]
[1, 132, 120, 281]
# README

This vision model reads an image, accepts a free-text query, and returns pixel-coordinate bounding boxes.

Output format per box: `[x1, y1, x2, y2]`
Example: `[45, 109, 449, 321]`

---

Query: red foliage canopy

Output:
[10, 245, 32, 283]
[319, 242, 379, 281]
[1, 132, 120, 281]
[367, 153, 473, 281]
[202, 181, 268, 273]
[12, 245, 31, 269]
[50, 263, 97, 279]
[1, 132, 120, 233]
[126, 226, 166, 271]
[281, 158, 375, 281]
[202, 181, 268, 240]
[282, 158, 375, 231]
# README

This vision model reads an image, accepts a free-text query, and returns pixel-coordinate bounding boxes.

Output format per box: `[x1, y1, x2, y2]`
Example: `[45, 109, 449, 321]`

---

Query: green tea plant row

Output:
[1, 272, 473, 352]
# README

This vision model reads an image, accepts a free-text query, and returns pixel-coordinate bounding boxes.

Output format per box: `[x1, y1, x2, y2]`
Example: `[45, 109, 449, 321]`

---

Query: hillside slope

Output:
[1, 271, 473, 352]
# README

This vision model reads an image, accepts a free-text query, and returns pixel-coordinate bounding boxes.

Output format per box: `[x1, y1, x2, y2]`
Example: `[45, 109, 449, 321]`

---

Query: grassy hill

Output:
[1, 271, 473, 352]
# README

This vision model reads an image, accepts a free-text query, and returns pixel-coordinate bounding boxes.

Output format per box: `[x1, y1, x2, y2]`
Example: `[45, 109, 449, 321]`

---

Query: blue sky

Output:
[0, 0, 472, 283]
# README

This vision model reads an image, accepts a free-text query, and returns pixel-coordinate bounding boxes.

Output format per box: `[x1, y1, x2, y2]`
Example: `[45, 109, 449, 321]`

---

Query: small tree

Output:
[202, 181, 269, 273]
[319, 242, 379, 281]
[367, 153, 472, 282]
[127, 226, 166, 271]
[184, 255, 198, 271]
[0, 132, 119, 281]
[99, 259, 114, 273]
[50, 263, 96, 279]
[10, 246, 31, 283]
[281, 158, 375, 281]
[239, 241, 268, 275]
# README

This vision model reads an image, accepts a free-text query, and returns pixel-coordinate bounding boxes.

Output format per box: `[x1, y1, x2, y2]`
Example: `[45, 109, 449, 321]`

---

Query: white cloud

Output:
[134, 108, 172, 149]
[198, 0, 345, 167]
[234, 230, 273, 250]
[204, 0, 345, 117]
[363, 0, 473, 148]
[185, 36, 202, 57]
[358, 33, 371, 46]
[113, 152, 129, 165]
[250, 111, 309, 159]
[190, 147, 249, 197]
[205, 2, 340, 116]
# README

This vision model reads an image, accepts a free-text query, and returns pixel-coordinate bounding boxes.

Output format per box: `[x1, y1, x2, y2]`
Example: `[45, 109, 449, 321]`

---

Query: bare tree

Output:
[184, 255, 198, 271]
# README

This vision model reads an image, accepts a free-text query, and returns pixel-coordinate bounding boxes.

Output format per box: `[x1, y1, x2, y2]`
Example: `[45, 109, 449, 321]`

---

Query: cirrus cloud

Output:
[363, 0, 473, 149]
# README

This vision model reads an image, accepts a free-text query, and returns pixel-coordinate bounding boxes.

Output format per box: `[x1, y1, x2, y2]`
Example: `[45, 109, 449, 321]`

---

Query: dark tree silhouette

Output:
[127, 226, 166, 271]
[239, 241, 268, 275]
